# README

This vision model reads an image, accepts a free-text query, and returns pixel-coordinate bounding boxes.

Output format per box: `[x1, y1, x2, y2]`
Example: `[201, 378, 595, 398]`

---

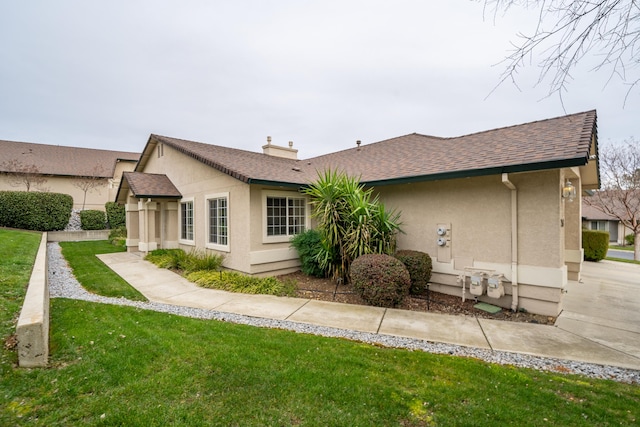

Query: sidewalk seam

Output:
[376, 309, 388, 334]
[476, 316, 494, 351]
[284, 299, 312, 321]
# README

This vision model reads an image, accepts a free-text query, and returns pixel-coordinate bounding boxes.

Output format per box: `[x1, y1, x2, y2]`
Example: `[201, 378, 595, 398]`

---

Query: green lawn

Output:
[1, 229, 639, 426]
[59, 240, 146, 301]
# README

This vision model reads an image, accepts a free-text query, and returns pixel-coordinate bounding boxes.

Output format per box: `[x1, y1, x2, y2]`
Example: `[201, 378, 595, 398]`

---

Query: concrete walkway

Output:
[97, 252, 640, 371]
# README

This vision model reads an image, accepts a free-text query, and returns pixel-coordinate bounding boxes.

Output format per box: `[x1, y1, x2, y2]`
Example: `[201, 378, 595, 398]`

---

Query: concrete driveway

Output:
[556, 260, 640, 362]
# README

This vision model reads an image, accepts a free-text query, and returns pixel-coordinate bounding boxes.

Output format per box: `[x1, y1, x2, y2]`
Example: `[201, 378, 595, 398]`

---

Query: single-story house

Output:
[117, 110, 599, 316]
[582, 194, 636, 244]
[0, 139, 139, 210]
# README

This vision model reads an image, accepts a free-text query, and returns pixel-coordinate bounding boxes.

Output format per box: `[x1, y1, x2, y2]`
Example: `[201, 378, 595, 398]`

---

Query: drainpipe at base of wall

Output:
[501, 173, 519, 312]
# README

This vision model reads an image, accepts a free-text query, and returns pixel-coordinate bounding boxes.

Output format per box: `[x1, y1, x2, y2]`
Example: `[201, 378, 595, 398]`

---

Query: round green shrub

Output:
[80, 209, 107, 230]
[582, 229, 609, 261]
[394, 250, 432, 295]
[350, 254, 411, 307]
[625, 233, 635, 246]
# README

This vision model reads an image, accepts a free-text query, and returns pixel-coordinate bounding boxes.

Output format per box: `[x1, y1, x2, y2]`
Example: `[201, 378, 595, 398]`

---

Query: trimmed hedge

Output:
[394, 250, 432, 295]
[0, 191, 73, 231]
[350, 254, 411, 307]
[80, 210, 107, 230]
[583, 229, 609, 261]
[105, 201, 126, 229]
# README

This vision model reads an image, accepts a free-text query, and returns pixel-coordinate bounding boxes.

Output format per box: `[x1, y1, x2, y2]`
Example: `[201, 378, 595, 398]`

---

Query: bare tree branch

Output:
[72, 164, 107, 210]
[0, 159, 49, 192]
[484, 0, 640, 105]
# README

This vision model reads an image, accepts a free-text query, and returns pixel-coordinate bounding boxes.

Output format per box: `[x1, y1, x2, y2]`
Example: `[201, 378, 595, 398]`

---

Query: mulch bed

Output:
[279, 271, 556, 325]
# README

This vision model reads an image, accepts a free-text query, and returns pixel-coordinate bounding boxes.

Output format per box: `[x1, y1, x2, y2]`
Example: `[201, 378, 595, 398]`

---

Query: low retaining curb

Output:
[16, 233, 49, 368]
[48, 230, 110, 242]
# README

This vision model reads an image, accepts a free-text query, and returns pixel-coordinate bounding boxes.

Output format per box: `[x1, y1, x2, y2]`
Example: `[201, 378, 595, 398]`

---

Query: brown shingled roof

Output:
[139, 110, 597, 187]
[0, 139, 140, 177]
[120, 172, 182, 199]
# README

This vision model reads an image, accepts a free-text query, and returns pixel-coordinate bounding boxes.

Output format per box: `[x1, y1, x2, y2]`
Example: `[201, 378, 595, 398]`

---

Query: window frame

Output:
[262, 191, 309, 243]
[205, 192, 230, 252]
[179, 197, 195, 245]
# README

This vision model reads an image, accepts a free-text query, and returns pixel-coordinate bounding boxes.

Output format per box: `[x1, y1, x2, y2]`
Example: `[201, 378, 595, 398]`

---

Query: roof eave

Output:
[360, 158, 588, 187]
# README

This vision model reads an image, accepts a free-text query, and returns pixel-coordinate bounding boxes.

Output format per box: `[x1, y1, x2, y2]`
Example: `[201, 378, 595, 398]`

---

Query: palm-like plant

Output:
[303, 170, 402, 281]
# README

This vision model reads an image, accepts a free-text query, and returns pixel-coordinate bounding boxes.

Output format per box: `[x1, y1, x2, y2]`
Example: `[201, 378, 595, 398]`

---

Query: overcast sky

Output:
[1, 1, 637, 158]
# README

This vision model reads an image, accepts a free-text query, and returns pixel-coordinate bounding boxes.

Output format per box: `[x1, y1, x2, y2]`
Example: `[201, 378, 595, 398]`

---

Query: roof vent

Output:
[263, 137, 298, 160]
[356, 140, 361, 151]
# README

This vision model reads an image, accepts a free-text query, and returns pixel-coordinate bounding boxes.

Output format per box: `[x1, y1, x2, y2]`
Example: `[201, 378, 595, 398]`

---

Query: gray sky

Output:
[1, 1, 637, 158]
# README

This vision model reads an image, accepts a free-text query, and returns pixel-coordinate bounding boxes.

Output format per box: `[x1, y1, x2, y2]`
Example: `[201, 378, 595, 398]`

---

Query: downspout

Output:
[501, 173, 519, 312]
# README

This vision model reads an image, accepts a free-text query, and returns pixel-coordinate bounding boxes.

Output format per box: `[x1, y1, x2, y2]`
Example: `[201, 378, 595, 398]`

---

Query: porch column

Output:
[138, 199, 158, 253]
[564, 177, 583, 281]
[125, 199, 140, 252]
[163, 201, 179, 249]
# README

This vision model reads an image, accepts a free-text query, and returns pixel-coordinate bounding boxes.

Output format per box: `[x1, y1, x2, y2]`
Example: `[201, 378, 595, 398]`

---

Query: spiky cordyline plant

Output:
[303, 170, 402, 281]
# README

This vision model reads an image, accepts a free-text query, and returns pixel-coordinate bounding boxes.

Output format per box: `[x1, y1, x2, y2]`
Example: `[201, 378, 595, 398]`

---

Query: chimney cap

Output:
[267, 136, 272, 145]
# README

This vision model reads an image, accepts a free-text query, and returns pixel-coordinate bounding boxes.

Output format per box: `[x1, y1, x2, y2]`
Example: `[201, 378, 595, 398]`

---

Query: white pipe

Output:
[501, 173, 519, 312]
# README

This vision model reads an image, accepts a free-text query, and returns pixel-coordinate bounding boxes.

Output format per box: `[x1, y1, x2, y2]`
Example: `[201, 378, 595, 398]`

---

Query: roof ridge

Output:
[444, 109, 596, 141]
[0, 139, 140, 156]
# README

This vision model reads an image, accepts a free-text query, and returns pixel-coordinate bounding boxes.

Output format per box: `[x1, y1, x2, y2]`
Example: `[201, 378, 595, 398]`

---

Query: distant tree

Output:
[483, 0, 640, 104]
[72, 164, 107, 210]
[584, 138, 640, 260]
[0, 159, 49, 192]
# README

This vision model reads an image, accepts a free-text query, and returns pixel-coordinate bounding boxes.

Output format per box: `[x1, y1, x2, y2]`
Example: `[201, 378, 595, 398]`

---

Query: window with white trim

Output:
[206, 193, 229, 251]
[263, 192, 307, 242]
[180, 199, 194, 243]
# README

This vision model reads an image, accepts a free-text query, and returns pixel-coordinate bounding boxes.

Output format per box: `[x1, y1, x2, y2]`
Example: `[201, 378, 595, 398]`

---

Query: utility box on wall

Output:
[469, 271, 485, 296]
[436, 223, 451, 263]
[487, 274, 505, 299]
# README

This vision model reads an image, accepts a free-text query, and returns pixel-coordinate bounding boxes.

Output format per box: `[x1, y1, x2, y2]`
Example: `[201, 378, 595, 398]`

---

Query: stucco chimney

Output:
[262, 137, 298, 160]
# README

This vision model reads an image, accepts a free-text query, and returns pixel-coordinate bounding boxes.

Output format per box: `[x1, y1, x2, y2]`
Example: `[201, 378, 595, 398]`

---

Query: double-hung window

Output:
[264, 192, 307, 242]
[180, 198, 194, 244]
[206, 193, 229, 251]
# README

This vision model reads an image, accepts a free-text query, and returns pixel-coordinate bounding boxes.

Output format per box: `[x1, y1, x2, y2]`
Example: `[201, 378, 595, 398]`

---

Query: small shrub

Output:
[350, 254, 411, 307]
[182, 249, 225, 273]
[108, 226, 127, 247]
[290, 229, 325, 278]
[0, 191, 72, 231]
[80, 210, 107, 230]
[394, 250, 432, 295]
[582, 229, 609, 261]
[105, 202, 126, 229]
[625, 233, 635, 246]
[187, 270, 296, 296]
[145, 248, 224, 273]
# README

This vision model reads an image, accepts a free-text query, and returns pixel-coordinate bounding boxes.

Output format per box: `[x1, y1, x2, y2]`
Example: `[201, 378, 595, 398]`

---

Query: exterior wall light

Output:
[562, 180, 576, 202]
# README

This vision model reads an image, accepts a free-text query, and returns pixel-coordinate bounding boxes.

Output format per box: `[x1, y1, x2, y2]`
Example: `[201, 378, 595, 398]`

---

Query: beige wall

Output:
[137, 143, 303, 275]
[375, 170, 570, 316]
[0, 160, 136, 211]
[0, 174, 110, 210]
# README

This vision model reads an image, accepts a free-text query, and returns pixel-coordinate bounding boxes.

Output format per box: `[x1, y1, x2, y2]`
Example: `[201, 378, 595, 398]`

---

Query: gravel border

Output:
[48, 243, 639, 384]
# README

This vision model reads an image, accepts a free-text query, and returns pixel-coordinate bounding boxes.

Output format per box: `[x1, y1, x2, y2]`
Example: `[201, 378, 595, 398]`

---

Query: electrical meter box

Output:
[469, 272, 485, 296]
[487, 274, 504, 299]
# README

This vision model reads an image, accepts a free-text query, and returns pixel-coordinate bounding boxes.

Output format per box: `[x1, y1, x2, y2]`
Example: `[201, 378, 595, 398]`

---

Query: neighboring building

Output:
[117, 110, 600, 316]
[582, 196, 635, 244]
[0, 140, 139, 210]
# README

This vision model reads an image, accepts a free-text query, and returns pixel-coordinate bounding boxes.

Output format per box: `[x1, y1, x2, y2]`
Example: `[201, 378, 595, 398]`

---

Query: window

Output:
[265, 194, 306, 241]
[180, 199, 194, 243]
[207, 193, 229, 251]
[590, 220, 608, 231]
